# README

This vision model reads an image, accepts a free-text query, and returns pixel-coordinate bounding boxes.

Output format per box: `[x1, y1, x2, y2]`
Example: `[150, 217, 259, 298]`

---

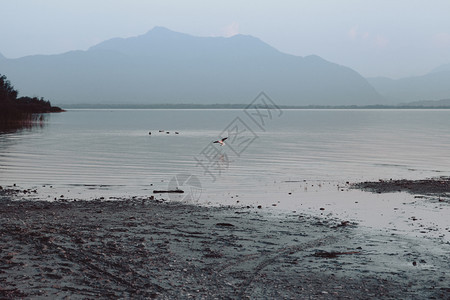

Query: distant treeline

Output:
[63, 103, 450, 110]
[0, 74, 63, 126]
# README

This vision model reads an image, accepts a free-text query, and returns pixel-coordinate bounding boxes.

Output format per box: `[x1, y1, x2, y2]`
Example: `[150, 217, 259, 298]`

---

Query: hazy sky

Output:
[1, 0, 450, 79]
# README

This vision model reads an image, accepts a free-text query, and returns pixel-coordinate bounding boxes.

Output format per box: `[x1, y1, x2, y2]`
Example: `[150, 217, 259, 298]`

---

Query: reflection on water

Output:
[0, 109, 449, 201]
[0, 113, 48, 134]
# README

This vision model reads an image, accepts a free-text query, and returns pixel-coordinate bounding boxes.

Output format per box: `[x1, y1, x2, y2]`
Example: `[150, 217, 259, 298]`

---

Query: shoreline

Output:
[60, 103, 450, 109]
[1, 180, 449, 299]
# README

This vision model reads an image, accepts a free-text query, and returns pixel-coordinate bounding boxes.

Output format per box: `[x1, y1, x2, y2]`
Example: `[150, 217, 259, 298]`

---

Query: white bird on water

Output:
[213, 137, 228, 146]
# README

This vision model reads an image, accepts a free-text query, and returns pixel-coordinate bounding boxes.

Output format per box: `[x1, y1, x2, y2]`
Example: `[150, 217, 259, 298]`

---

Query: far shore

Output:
[60, 103, 450, 110]
[1, 177, 449, 299]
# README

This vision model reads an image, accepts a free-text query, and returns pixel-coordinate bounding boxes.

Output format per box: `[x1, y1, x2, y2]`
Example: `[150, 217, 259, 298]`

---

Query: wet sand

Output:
[1, 183, 449, 299]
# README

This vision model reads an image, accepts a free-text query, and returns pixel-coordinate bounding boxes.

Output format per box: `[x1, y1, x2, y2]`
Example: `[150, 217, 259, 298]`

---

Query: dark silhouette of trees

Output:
[0, 73, 63, 127]
[0, 74, 18, 102]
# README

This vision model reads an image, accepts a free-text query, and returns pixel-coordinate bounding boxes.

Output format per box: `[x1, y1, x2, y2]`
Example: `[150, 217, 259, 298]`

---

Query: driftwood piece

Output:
[153, 189, 184, 194]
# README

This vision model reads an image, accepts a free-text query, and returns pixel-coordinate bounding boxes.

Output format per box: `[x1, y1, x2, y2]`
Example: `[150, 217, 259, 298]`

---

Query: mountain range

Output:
[0, 27, 449, 106]
[367, 66, 450, 103]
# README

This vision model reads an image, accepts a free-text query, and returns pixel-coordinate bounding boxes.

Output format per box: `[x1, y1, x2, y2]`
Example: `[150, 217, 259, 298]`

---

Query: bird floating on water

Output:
[213, 137, 228, 146]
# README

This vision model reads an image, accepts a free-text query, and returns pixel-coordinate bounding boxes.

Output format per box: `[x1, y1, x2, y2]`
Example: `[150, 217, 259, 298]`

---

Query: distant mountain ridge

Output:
[0, 27, 384, 106]
[429, 63, 450, 73]
[89, 27, 280, 58]
[367, 67, 450, 103]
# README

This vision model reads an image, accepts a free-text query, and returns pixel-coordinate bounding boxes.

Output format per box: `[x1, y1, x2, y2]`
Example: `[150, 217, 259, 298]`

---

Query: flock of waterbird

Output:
[148, 130, 228, 146]
[148, 130, 179, 135]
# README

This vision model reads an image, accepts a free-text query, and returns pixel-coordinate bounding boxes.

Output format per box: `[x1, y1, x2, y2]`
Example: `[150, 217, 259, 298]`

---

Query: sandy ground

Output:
[1, 182, 449, 299]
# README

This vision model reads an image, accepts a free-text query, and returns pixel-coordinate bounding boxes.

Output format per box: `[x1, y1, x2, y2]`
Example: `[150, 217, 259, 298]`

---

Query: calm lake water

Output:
[1, 109, 449, 203]
[2, 108, 450, 241]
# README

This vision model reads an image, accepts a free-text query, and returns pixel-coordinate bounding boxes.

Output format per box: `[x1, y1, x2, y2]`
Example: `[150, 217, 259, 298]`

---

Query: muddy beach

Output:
[351, 176, 450, 198]
[1, 183, 449, 299]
